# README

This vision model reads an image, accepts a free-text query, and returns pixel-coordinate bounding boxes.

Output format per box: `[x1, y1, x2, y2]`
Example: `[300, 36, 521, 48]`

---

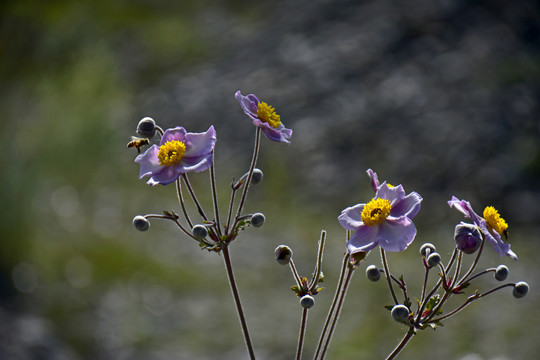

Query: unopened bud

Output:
[420, 243, 436, 257]
[300, 295, 315, 309]
[513, 282, 529, 299]
[251, 169, 263, 184]
[454, 222, 482, 254]
[192, 225, 208, 240]
[133, 216, 150, 232]
[494, 265, 509, 281]
[366, 265, 381, 281]
[137, 117, 156, 138]
[274, 245, 292, 265]
[391, 304, 410, 323]
[250, 213, 265, 228]
[427, 252, 441, 268]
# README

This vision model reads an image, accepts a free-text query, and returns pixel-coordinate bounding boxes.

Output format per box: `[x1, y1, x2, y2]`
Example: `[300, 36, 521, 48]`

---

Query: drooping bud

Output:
[192, 224, 208, 240]
[136, 117, 157, 138]
[391, 304, 410, 323]
[513, 282, 529, 298]
[366, 265, 381, 282]
[300, 295, 315, 309]
[420, 243, 436, 257]
[250, 213, 265, 228]
[274, 245, 293, 265]
[133, 216, 150, 231]
[454, 222, 482, 254]
[427, 252, 441, 268]
[494, 265, 509, 281]
[251, 169, 263, 184]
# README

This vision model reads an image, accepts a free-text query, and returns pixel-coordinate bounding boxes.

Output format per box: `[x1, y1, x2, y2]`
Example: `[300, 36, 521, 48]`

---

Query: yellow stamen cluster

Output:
[158, 140, 186, 167]
[483, 206, 508, 235]
[361, 198, 392, 226]
[257, 102, 281, 128]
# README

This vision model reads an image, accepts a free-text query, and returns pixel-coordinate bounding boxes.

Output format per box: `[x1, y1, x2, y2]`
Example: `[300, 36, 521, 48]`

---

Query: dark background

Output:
[1, 0, 539, 359]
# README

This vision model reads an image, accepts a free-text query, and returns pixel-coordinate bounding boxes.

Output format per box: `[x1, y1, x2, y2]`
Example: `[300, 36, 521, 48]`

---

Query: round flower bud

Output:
[427, 252, 441, 268]
[494, 265, 509, 281]
[251, 169, 263, 184]
[366, 265, 381, 282]
[274, 245, 293, 265]
[137, 117, 156, 138]
[250, 213, 265, 228]
[300, 295, 315, 309]
[133, 216, 150, 232]
[391, 304, 410, 323]
[513, 282, 529, 299]
[454, 222, 482, 254]
[420, 243, 436, 257]
[192, 224, 208, 240]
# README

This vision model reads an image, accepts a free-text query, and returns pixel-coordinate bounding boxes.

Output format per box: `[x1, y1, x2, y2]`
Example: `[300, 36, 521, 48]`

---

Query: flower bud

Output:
[494, 265, 509, 281]
[251, 169, 263, 184]
[250, 213, 265, 228]
[391, 304, 410, 323]
[366, 265, 381, 282]
[137, 117, 156, 138]
[420, 243, 436, 257]
[133, 216, 150, 231]
[427, 252, 441, 268]
[454, 222, 482, 254]
[513, 282, 529, 299]
[300, 295, 315, 309]
[274, 245, 293, 265]
[192, 224, 208, 240]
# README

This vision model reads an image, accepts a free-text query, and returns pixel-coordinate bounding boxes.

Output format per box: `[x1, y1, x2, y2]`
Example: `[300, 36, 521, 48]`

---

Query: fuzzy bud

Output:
[251, 169, 263, 184]
[274, 245, 293, 265]
[136, 117, 157, 138]
[192, 225, 208, 240]
[366, 265, 381, 282]
[427, 252, 441, 268]
[250, 213, 265, 228]
[454, 222, 482, 254]
[420, 243, 436, 257]
[133, 216, 150, 232]
[391, 304, 410, 323]
[513, 282, 529, 299]
[300, 295, 315, 309]
[494, 265, 509, 281]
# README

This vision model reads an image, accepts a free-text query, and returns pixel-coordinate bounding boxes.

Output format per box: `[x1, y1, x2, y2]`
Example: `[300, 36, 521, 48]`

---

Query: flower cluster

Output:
[127, 90, 528, 360]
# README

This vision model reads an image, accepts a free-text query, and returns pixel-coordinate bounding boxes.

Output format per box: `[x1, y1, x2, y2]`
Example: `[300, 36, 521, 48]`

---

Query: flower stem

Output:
[209, 158, 222, 237]
[385, 328, 415, 360]
[222, 246, 256, 360]
[175, 178, 193, 229]
[381, 248, 399, 305]
[296, 308, 309, 360]
[234, 127, 261, 223]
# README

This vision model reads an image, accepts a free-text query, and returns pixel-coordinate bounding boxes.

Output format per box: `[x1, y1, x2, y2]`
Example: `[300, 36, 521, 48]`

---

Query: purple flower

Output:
[338, 172, 422, 254]
[135, 126, 216, 186]
[235, 91, 292, 143]
[448, 196, 517, 260]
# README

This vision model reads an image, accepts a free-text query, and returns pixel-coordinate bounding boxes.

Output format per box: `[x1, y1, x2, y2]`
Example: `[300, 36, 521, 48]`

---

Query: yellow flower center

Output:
[361, 198, 392, 226]
[157, 140, 186, 167]
[256, 101, 281, 128]
[483, 206, 508, 235]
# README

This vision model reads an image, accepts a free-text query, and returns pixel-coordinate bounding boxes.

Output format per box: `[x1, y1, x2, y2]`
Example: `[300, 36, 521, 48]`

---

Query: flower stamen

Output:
[257, 102, 281, 128]
[483, 206, 508, 235]
[361, 198, 392, 226]
[158, 140, 186, 167]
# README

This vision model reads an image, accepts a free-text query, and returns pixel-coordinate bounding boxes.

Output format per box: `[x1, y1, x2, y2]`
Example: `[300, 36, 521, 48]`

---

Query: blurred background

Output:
[1, 0, 539, 359]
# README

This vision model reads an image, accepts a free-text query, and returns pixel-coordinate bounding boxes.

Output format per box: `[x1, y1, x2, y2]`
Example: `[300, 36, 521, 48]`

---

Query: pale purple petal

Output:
[448, 196, 483, 227]
[479, 222, 518, 260]
[391, 191, 422, 219]
[161, 127, 187, 144]
[235, 91, 259, 116]
[259, 122, 292, 144]
[366, 169, 379, 192]
[347, 225, 379, 253]
[135, 145, 161, 178]
[338, 203, 366, 230]
[376, 183, 406, 204]
[377, 217, 417, 252]
[146, 166, 181, 186]
[184, 126, 217, 157]
[177, 153, 213, 173]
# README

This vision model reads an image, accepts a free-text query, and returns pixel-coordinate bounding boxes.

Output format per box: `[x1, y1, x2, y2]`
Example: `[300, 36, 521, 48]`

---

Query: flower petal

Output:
[260, 123, 292, 143]
[366, 169, 379, 192]
[146, 165, 181, 186]
[338, 203, 365, 230]
[347, 225, 379, 253]
[135, 145, 162, 179]
[376, 183, 406, 204]
[184, 125, 217, 158]
[391, 191, 422, 219]
[448, 196, 483, 226]
[479, 222, 518, 260]
[235, 91, 259, 116]
[161, 127, 187, 144]
[178, 152, 214, 173]
[377, 217, 417, 252]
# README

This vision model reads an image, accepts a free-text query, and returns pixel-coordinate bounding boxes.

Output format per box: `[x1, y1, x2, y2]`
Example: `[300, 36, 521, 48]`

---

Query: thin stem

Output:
[385, 328, 415, 360]
[225, 181, 238, 234]
[308, 231, 326, 291]
[209, 159, 222, 237]
[176, 178, 193, 229]
[289, 259, 304, 288]
[319, 263, 355, 360]
[296, 308, 309, 360]
[234, 127, 261, 223]
[313, 253, 349, 360]
[181, 173, 209, 221]
[381, 248, 399, 305]
[222, 246, 256, 360]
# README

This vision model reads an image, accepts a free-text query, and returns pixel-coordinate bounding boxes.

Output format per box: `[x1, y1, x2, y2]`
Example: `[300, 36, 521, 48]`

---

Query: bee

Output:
[127, 136, 150, 154]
